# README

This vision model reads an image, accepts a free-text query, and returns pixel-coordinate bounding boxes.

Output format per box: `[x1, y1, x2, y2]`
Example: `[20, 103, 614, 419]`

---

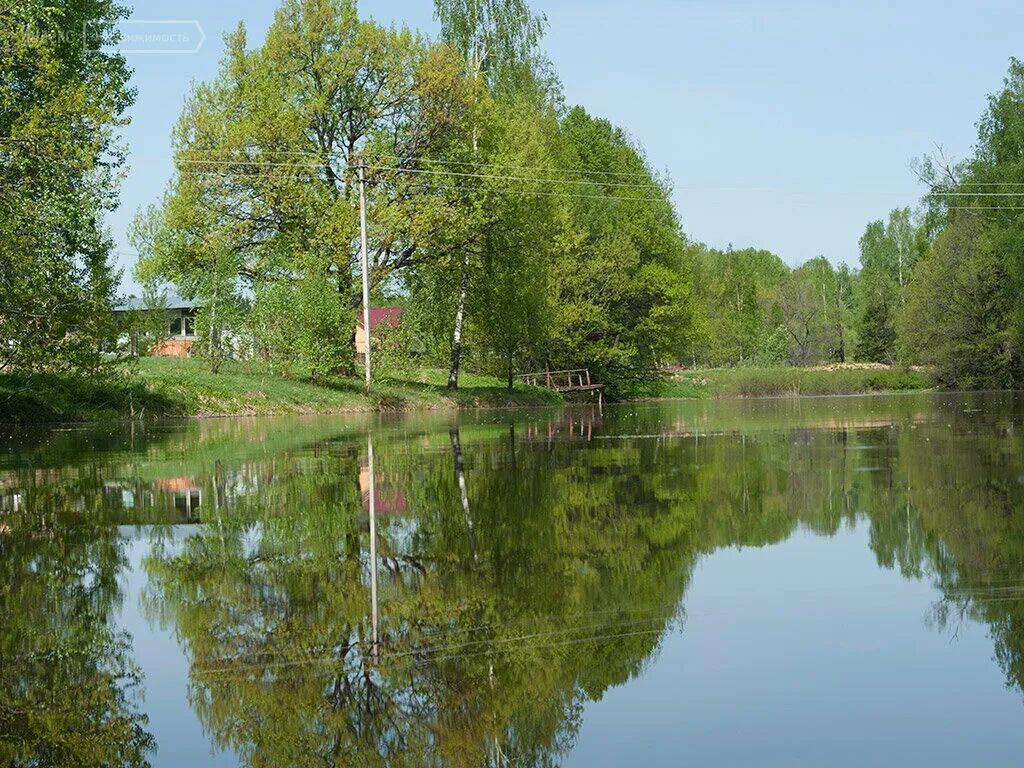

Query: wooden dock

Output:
[516, 369, 604, 408]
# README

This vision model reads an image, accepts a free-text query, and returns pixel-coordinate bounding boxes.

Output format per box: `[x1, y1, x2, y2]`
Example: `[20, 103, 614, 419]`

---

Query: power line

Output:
[177, 147, 659, 181]
[173, 162, 1024, 202]
[169, 160, 930, 196]
[365, 151, 658, 180]
[948, 206, 1024, 211]
[181, 169, 668, 203]
[927, 191, 1024, 197]
[177, 158, 662, 191]
[380, 180, 667, 202]
[368, 164, 661, 190]
[177, 158, 331, 171]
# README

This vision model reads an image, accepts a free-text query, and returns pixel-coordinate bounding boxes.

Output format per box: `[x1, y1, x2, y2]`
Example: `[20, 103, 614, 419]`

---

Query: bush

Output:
[659, 366, 933, 399]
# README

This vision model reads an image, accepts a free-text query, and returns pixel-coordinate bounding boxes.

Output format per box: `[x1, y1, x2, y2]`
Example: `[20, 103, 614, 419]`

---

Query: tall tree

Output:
[909, 57, 1024, 385]
[135, 0, 478, 376]
[472, 94, 557, 388]
[856, 208, 920, 363]
[898, 214, 1016, 388]
[546, 107, 704, 392]
[690, 245, 788, 366]
[0, 0, 134, 374]
[433, 0, 546, 388]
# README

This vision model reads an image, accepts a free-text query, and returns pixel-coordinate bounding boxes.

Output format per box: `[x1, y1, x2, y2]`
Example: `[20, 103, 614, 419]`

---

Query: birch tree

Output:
[433, 0, 546, 388]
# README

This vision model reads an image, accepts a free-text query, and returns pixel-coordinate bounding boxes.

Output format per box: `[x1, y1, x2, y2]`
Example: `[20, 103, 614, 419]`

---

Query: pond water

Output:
[3, 392, 1024, 766]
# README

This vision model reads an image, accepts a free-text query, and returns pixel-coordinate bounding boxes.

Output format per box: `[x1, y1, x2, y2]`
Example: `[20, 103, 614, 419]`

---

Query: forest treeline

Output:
[4, 0, 1024, 393]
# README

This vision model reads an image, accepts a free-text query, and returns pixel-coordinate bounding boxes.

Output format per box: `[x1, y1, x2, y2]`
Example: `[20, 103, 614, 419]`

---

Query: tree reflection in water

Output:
[4, 395, 1024, 765]
[141, 412, 690, 767]
[0, 469, 155, 767]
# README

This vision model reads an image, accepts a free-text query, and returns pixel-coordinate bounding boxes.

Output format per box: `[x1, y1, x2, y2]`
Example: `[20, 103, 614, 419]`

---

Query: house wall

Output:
[151, 339, 193, 358]
[151, 309, 197, 357]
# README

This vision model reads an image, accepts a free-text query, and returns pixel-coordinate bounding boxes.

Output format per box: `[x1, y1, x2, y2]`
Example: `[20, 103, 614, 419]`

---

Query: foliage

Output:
[748, 323, 790, 367]
[904, 58, 1024, 387]
[0, 0, 134, 374]
[659, 366, 933, 399]
[0, 485, 155, 766]
[689, 245, 787, 366]
[134, 0, 480, 377]
[856, 208, 922, 363]
[116, 285, 173, 358]
[898, 215, 1017, 388]
[543, 107, 704, 394]
[470, 95, 556, 387]
[433, 0, 547, 88]
[249, 255, 354, 382]
[369, 318, 418, 381]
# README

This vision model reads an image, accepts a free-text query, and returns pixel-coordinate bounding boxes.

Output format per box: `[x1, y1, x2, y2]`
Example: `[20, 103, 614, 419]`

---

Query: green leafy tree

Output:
[689, 245, 788, 366]
[910, 58, 1024, 385]
[545, 107, 704, 393]
[118, 284, 173, 358]
[856, 208, 920, 363]
[433, 0, 547, 389]
[898, 215, 1016, 388]
[0, 0, 134, 374]
[472, 93, 557, 387]
[778, 267, 823, 366]
[135, 0, 479, 378]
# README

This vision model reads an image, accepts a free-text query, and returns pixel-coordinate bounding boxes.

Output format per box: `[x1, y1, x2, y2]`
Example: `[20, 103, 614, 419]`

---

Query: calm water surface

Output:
[3, 393, 1024, 766]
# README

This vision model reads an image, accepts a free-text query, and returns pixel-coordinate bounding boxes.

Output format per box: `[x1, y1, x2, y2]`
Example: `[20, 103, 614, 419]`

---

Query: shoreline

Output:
[2, 361, 944, 426]
[0, 359, 565, 425]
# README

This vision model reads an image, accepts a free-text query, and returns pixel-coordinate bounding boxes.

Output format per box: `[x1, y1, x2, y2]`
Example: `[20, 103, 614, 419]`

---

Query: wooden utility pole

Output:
[358, 158, 372, 388]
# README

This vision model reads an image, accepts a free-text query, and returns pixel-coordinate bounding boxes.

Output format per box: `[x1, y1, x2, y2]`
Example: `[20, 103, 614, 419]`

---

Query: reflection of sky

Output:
[108, 518, 1024, 767]
[566, 521, 1022, 768]
[116, 526, 239, 768]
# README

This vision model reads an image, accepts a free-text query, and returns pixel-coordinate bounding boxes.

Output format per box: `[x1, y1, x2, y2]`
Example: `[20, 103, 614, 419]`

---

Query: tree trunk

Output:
[447, 256, 470, 389]
[447, 47, 483, 391]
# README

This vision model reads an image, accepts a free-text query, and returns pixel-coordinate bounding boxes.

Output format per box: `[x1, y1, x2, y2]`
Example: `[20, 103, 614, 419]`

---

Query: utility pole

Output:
[358, 158, 372, 388]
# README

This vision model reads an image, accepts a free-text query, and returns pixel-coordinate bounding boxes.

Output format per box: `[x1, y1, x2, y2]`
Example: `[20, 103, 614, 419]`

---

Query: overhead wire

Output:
[180, 170, 1024, 209]
[168, 155, 1024, 208]
[176, 158, 663, 191]
[178, 169, 670, 203]
[179, 146, 660, 181]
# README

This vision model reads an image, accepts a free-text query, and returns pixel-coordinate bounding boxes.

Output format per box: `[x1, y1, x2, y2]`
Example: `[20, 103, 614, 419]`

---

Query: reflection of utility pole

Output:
[367, 433, 379, 663]
[358, 158, 373, 389]
[450, 428, 478, 565]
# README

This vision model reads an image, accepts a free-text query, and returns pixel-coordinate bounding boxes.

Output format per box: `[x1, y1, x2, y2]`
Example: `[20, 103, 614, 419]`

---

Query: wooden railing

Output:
[516, 369, 600, 392]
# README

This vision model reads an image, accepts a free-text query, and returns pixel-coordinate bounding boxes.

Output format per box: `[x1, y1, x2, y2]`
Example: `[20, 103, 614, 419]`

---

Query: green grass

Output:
[651, 366, 935, 400]
[0, 358, 562, 424]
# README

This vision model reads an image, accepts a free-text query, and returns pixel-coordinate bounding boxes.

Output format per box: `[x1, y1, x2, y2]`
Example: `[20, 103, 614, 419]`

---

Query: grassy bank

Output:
[651, 366, 935, 400]
[0, 358, 562, 423]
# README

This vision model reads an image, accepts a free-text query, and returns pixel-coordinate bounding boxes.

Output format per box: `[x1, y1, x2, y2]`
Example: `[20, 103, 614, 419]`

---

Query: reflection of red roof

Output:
[357, 307, 402, 331]
[362, 489, 408, 516]
[359, 466, 408, 515]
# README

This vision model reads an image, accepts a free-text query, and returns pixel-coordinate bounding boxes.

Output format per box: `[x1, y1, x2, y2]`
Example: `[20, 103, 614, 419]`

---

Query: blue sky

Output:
[113, 0, 1024, 289]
